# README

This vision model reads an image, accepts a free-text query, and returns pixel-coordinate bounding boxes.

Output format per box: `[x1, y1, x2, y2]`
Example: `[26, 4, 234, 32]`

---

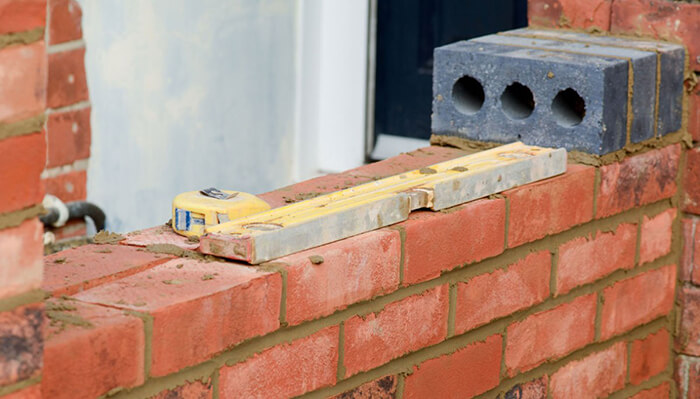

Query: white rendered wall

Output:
[79, 0, 368, 232]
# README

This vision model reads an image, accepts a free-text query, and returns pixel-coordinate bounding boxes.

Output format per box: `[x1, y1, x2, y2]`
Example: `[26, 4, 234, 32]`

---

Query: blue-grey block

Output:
[472, 34, 657, 144]
[504, 29, 685, 138]
[433, 40, 630, 154]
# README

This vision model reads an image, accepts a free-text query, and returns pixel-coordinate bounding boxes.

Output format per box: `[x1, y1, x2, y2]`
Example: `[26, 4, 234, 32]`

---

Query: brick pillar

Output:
[0, 1, 48, 397]
[44, 0, 91, 241]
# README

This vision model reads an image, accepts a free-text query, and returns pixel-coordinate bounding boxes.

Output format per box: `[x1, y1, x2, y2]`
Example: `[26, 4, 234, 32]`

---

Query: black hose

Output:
[40, 201, 106, 231]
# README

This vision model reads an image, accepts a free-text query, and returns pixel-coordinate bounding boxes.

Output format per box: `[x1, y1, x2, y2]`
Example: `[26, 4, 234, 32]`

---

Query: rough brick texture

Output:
[48, 0, 82, 45]
[528, 0, 612, 30]
[677, 286, 700, 357]
[343, 285, 449, 376]
[401, 199, 505, 284]
[277, 229, 400, 326]
[42, 244, 172, 297]
[0, 132, 45, 215]
[403, 334, 502, 399]
[680, 217, 698, 284]
[685, 148, 700, 215]
[597, 145, 680, 218]
[639, 208, 675, 265]
[218, 326, 338, 398]
[600, 265, 676, 340]
[42, 300, 144, 399]
[74, 259, 282, 377]
[611, 0, 700, 71]
[629, 329, 670, 385]
[47, 47, 88, 109]
[0, 0, 46, 35]
[0, 304, 43, 387]
[42, 169, 87, 202]
[455, 251, 551, 334]
[332, 376, 397, 399]
[557, 222, 636, 295]
[507, 164, 594, 247]
[676, 355, 700, 399]
[46, 106, 90, 168]
[690, 78, 700, 143]
[506, 294, 596, 376]
[502, 376, 549, 399]
[549, 342, 626, 399]
[0, 219, 43, 300]
[150, 380, 213, 399]
[0, 41, 46, 124]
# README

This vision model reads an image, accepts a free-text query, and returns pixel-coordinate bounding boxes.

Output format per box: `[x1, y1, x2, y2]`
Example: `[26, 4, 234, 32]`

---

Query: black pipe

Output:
[40, 201, 106, 231]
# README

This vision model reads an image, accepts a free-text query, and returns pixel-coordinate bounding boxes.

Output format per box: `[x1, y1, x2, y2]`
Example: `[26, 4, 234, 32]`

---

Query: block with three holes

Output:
[432, 30, 684, 155]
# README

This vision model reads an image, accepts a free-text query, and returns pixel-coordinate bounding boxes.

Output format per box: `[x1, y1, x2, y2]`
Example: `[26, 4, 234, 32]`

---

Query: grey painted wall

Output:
[79, 0, 298, 232]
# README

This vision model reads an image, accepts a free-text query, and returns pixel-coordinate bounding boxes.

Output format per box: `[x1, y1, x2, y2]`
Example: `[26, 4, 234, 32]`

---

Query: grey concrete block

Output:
[504, 29, 685, 137]
[433, 39, 630, 154]
[472, 34, 657, 144]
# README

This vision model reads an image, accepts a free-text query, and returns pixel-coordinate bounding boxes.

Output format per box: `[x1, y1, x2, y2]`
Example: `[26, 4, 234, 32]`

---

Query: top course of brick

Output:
[432, 28, 685, 155]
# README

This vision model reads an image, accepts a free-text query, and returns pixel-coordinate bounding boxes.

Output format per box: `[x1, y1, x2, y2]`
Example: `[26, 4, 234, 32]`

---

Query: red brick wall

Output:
[529, 1, 699, 397]
[36, 141, 681, 398]
[43, 0, 90, 240]
[0, 1, 47, 396]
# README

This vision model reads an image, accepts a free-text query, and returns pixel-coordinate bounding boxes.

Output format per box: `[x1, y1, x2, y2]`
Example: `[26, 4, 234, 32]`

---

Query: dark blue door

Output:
[373, 0, 528, 143]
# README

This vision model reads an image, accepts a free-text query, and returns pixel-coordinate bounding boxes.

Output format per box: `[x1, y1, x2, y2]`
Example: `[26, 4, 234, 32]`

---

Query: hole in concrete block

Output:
[500, 82, 535, 120]
[452, 75, 484, 115]
[552, 88, 585, 127]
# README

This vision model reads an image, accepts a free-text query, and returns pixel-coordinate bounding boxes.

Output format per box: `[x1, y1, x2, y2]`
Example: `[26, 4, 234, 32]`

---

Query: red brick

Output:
[42, 299, 144, 399]
[3, 384, 41, 399]
[0, 132, 45, 214]
[43, 169, 87, 202]
[0, 0, 46, 35]
[48, 0, 82, 45]
[0, 303, 43, 386]
[259, 146, 467, 208]
[629, 382, 670, 399]
[218, 326, 338, 398]
[677, 286, 700, 357]
[505, 294, 596, 376]
[506, 164, 595, 247]
[403, 334, 502, 399]
[49, 218, 86, 241]
[277, 229, 400, 326]
[528, 0, 612, 30]
[549, 342, 626, 399]
[630, 328, 670, 385]
[611, 0, 700, 70]
[557, 223, 636, 295]
[503, 376, 549, 399]
[695, 225, 700, 285]
[0, 218, 43, 300]
[601, 265, 676, 340]
[343, 285, 449, 377]
[680, 218, 696, 283]
[43, 244, 172, 297]
[150, 379, 213, 399]
[455, 251, 551, 334]
[676, 355, 700, 399]
[597, 145, 680, 218]
[401, 198, 505, 284]
[684, 148, 700, 215]
[0, 41, 46, 123]
[46, 106, 90, 167]
[122, 224, 200, 250]
[74, 259, 282, 377]
[332, 376, 397, 399]
[640, 208, 676, 265]
[689, 78, 699, 142]
[47, 47, 88, 109]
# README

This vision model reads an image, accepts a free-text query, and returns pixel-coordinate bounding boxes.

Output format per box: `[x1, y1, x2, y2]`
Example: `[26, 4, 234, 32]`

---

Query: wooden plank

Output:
[200, 142, 567, 264]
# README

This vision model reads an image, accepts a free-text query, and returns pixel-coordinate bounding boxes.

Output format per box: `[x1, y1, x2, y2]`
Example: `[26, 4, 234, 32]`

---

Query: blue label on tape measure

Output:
[175, 208, 190, 231]
[175, 208, 204, 231]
